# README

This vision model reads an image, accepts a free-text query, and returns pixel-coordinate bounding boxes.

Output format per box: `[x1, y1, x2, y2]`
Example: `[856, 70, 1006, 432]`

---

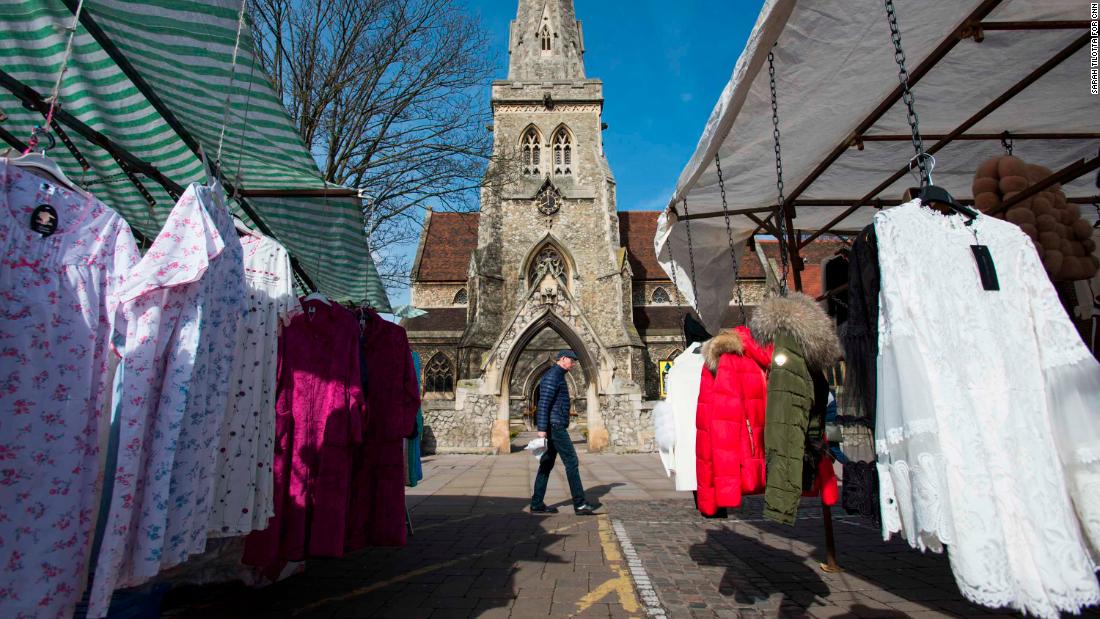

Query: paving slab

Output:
[159, 447, 1100, 619]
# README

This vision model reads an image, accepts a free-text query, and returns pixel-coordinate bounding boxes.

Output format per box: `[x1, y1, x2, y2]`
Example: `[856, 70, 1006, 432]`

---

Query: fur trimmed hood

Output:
[702, 326, 772, 374]
[750, 293, 841, 370]
[702, 329, 743, 373]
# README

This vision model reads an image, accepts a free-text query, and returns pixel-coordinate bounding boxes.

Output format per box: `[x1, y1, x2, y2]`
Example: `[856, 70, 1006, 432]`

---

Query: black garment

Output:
[535, 365, 571, 431]
[822, 252, 850, 325]
[801, 368, 832, 493]
[841, 225, 880, 424]
[531, 426, 587, 509]
[683, 313, 712, 348]
[841, 461, 880, 523]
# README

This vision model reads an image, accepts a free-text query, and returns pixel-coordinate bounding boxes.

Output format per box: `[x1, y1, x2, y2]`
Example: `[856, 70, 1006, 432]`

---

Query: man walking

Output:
[531, 350, 598, 515]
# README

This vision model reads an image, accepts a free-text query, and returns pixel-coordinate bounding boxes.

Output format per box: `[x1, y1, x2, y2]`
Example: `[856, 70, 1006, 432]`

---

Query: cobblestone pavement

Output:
[606, 488, 1100, 619]
[159, 446, 1100, 618]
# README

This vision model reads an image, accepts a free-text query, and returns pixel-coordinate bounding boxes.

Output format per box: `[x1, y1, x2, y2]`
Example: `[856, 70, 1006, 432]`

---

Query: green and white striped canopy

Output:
[0, 0, 390, 310]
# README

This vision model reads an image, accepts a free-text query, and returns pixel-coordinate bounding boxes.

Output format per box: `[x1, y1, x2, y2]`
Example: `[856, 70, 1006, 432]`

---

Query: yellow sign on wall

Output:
[658, 360, 674, 399]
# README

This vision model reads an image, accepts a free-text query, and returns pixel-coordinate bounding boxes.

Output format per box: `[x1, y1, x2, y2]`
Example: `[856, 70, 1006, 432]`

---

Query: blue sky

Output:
[465, 0, 766, 211]
[388, 1, 765, 309]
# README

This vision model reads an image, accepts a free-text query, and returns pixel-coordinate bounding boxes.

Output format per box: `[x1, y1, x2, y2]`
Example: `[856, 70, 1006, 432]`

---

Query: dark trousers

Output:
[531, 426, 587, 509]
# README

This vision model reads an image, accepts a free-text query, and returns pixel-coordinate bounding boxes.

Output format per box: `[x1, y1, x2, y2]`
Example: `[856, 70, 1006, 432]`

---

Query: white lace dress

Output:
[874, 201, 1100, 618]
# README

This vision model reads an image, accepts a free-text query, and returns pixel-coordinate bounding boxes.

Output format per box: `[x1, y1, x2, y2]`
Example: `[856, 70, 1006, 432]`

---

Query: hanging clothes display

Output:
[89, 182, 245, 618]
[660, 342, 706, 492]
[694, 328, 772, 516]
[821, 250, 850, 325]
[0, 159, 140, 619]
[208, 232, 299, 538]
[840, 225, 880, 423]
[874, 200, 1100, 619]
[836, 224, 881, 521]
[244, 299, 366, 568]
[346, 309, 419, 549]
[750, 293, 841, 526]
[406, 352, 424, 488]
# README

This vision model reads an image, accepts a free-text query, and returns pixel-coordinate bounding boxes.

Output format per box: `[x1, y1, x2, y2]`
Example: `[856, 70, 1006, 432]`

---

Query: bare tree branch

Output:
[251, 0, 515, 287]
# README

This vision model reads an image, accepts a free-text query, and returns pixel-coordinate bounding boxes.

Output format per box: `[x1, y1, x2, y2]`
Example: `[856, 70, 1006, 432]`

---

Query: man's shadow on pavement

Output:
[689, 527, 908, 619]
[549, 482, 625, 510]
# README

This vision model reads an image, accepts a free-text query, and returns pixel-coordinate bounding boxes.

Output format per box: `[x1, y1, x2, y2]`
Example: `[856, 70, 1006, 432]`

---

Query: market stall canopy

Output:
[0, 0, 390, 310]
[656, 0, 1098, 333]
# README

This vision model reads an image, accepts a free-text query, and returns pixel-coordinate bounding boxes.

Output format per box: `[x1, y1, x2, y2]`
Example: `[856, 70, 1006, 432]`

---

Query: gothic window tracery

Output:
[424, 353, 455, 395]
[541, 25, 552, 52]
[528, 244, 567, 287]
[651, 286, 671, 305]
[552, 127, 572, 176]
[522, 127, 542, 176]
[453, 288, 468, 305]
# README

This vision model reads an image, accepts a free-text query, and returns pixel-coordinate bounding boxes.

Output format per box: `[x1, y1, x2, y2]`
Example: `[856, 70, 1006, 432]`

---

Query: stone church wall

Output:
[600, 393, 654, 453]
[412, 283, 468, 308]
[421, 387, 496, 454]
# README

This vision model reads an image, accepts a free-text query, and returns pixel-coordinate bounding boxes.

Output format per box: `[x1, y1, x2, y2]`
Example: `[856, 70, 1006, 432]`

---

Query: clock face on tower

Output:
[536, 180, 562, 216]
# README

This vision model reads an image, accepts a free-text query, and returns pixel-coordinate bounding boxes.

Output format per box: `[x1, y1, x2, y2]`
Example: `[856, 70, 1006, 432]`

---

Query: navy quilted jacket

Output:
[536, 365, 571, 431]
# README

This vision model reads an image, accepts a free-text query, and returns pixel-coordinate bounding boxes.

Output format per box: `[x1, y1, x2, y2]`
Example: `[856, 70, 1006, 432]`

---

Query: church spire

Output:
[508, 0, 586, 81]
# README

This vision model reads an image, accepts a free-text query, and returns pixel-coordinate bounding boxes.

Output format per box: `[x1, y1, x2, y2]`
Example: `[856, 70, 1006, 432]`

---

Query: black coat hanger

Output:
[918, 184, 979, 221]
[905, 154, 978, 221]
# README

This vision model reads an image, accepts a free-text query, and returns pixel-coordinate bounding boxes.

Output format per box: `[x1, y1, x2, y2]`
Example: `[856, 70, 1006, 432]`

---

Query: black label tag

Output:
[971, 245, 999, 291]
[30, 205, 58, 237]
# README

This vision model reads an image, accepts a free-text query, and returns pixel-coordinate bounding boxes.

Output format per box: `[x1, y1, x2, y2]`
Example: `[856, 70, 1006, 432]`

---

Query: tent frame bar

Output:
[778, 0, 1007, 216]
[239, 188, 361, 198]
[988, 156, 1100, 217]
[853, 132, 1100, 144]
[58, 0, 318, 292]
[795, 31, 1089, 250]
[0, 111, 157, 246]
[0, 69, 186, 198]
[676, 195, 1100, 222]
[981, 20, 1091, 31]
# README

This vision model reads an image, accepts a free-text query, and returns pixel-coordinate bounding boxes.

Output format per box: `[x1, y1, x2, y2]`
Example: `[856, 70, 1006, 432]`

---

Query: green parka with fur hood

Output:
[750, 293, 842, 525]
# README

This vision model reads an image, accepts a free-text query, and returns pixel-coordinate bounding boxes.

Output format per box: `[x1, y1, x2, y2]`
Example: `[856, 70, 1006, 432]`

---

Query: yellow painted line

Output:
[573, 514, 642, 617]
[291, 519, 587, 616]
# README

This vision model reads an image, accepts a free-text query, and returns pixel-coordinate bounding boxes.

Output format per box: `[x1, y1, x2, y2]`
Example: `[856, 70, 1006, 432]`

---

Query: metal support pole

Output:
[820, 505, 842, 573]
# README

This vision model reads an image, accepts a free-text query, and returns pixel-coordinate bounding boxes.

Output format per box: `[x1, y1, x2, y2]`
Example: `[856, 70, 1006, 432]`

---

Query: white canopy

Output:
[656, 0, 1099, 333]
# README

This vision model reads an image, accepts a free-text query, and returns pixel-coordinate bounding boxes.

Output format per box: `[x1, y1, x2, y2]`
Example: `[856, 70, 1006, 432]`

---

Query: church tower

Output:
[458, 0, 646, 454]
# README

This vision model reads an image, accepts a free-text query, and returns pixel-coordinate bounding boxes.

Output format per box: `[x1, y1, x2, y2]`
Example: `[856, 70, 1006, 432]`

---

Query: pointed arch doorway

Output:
[499, 315, 597, 441]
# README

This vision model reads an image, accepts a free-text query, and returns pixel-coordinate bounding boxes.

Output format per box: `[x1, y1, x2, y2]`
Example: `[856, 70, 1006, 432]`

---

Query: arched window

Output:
[528, 244, 567, 287]
[541, 25, 552, 52]
[453, 288, 468, 305]
[552, 127, 572, 176]
[424, 353, 454, 395]
[521, 127, 541, 176]
[651, 286, 671, 304]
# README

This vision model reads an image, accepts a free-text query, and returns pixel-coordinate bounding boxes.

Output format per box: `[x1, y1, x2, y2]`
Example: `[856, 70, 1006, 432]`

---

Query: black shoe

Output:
[574, 503, 598, 515]
[531, 504, 559, 514]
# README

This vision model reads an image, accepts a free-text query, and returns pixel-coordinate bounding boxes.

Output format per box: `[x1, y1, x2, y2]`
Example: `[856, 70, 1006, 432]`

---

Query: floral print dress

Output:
[0, 160, 140, 619]
[89, 182, 244, 618]
[208, 232, 298, 537]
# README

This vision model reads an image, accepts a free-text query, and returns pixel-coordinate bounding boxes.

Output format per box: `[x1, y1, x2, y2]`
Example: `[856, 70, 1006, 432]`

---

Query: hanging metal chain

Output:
[714, 154, 747, 323]
[680, 197, 702, 308]
[768, 50, 791, 297]
[885, 0, 930, 185]
[662, 223, 689, 348]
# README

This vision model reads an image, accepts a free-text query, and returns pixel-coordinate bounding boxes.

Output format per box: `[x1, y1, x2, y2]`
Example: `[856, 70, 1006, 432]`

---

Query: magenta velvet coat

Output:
[346, 309, 420, 549]
[244, 299, 366, 566]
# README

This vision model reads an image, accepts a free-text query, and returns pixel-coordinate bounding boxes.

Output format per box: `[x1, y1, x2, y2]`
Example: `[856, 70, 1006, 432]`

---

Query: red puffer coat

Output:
[695, 327, 773, 516]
